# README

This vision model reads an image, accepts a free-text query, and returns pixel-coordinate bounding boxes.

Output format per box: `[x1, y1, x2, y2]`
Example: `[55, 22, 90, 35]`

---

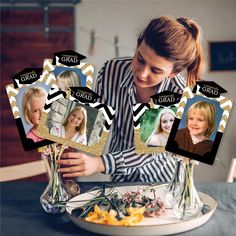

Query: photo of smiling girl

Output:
[174, 101, 216, 155]
[22, 87, 46, 142]
[50, 106, 87, 145]
[146, 108, 175, 147]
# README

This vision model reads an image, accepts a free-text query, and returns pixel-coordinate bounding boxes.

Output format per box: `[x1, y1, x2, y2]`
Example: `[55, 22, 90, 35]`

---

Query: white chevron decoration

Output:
[43, 58, 55, 71]
[9, 96, 17, 104]
[6, 85, 17, 95]
[82, 65, 94, 74]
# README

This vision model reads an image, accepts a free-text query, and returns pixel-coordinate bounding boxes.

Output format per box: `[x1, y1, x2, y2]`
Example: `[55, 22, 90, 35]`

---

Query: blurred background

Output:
[1, 0, 236, 182]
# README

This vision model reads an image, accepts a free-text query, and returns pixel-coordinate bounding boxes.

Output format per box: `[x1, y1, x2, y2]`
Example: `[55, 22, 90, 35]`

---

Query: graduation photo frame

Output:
[166, 82, 233, 165]
[42, 50, 94, 96]
[36, 86, 116, 156]
[133, 91, 182, 154]
[5, 68, 58, 151]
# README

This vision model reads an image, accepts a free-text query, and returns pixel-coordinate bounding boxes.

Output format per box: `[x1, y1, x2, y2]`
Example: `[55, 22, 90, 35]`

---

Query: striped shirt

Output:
[94, 57, 186, 182]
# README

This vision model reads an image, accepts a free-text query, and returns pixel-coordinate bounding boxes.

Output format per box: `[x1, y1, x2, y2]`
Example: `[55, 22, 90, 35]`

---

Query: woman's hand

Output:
[56, 152, 105, 177]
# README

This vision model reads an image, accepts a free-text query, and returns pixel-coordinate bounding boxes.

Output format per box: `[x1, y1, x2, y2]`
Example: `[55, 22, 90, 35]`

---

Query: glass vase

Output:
[40, 160, 70, 214]
[165, 157, 203, 220]
[164, 158, 185, 209]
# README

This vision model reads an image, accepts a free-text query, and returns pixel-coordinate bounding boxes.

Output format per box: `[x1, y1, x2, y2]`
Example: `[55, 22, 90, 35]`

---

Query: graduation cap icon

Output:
[70, 87, 101, 103]
[150, 91, 182, 106]
[193, 81, 227, 98]
[12, 68, 43, 88]
[52, 50, 86, 66]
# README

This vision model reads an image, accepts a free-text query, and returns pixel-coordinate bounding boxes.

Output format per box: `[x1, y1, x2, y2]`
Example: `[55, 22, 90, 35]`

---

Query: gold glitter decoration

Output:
[134, 130, 166, 154]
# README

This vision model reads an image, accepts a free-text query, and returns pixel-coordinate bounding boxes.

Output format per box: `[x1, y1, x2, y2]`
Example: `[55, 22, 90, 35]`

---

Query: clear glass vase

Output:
[165, 157, 203, 220]
[164, 158, 185, 209]
[40, 160, 70, 214]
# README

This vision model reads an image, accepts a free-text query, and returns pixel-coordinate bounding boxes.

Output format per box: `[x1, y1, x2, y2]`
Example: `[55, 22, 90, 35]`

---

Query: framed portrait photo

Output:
[36, 88, 116, 156]
[133, 93, 180, 154]
[5, 79, 56, 151]
[166, 86, 233, 165]
[42, 57, 94, 97]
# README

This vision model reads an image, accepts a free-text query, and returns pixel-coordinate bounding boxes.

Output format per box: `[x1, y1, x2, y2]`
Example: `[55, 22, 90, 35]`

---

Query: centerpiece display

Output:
[165, 81, 232, 219]
[5, 48, 233, 234]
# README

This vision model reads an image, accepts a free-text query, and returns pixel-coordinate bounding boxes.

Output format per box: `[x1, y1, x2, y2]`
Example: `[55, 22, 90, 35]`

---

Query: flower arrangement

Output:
[71, 186, 166, 226]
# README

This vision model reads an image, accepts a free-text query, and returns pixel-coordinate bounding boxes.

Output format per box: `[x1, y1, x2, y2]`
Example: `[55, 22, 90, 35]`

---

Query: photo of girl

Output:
[174, 101, 216, 155]
[56, 70, 81, 92]
[50, 106, 87, 145]
[146, 108, 175, 147]
[22, 87, 46, 142]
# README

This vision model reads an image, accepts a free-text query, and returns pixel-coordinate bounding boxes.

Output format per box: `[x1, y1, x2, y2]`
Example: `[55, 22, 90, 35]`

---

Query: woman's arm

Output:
[57, 152, 105, 177]
[57, 148, 176, 182]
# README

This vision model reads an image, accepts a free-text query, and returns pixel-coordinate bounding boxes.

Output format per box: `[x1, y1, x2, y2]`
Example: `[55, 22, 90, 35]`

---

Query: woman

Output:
[57, 16, 204, 182]
[146, 108, 175, 147]
[50, 106, 87, 145]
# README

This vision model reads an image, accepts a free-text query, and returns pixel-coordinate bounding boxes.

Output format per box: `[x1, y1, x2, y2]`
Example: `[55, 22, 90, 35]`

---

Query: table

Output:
[1, 182, 236, 236]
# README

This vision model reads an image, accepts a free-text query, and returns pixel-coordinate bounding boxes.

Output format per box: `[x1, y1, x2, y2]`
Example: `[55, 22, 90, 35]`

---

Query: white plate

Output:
[66, 185, 217, 236]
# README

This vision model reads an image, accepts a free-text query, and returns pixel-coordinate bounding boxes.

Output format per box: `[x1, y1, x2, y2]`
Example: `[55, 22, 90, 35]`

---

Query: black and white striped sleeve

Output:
[101, 148, 176, 182]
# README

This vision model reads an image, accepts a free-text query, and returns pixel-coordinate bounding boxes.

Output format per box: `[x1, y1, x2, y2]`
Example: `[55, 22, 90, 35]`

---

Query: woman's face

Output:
[131, 41, 175, 89]
[67, 110, 84, 128]
[160, 112, 175, 134]
[28, 96, 45, 126]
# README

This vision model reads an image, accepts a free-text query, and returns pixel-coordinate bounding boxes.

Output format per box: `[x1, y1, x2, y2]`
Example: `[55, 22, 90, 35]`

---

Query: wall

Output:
[1, 7, 74, 181]
[75, 0, 236, 182]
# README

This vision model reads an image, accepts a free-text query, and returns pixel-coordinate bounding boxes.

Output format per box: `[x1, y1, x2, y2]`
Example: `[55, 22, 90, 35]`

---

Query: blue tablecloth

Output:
[1, 182, 236, 236]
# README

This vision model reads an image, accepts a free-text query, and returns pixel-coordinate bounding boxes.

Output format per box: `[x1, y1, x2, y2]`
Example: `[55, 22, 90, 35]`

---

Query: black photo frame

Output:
[165, 86, 233, 165]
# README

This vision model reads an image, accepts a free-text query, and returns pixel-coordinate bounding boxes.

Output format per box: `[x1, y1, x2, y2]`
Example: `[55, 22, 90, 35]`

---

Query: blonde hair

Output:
[187, 101, 216, 137]
[22, 87, 46, 124]
[146, 108, 175, 144]
[64, 106, 87, 135]
[138, 16, 204, 86]
[57, 70, 81, 91]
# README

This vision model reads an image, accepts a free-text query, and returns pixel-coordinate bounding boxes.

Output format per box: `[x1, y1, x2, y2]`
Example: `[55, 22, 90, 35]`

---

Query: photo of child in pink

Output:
[22, 87, 46, 142]
[146, 108, 175, 147]
[174, 101, 216, 155]
[50, 106, 87, 145]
